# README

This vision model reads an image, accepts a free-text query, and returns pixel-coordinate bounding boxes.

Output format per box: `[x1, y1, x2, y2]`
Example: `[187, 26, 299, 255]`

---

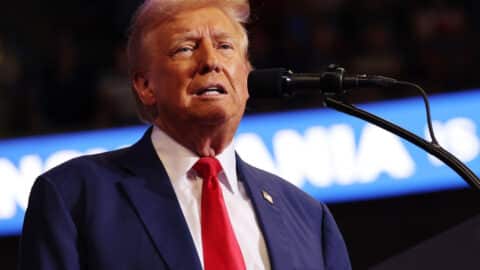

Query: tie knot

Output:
[193, 157, 222, 180]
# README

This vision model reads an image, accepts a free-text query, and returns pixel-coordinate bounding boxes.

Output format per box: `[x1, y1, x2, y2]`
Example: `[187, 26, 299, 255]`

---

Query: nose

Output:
[198, 41, 221, 74]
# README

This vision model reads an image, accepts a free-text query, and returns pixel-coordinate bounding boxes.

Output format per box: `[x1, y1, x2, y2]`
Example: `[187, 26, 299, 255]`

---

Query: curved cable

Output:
[395, 81, 439, 145]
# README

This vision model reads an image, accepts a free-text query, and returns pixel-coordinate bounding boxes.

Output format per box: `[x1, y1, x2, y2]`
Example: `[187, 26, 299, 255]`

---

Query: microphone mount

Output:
[318, 64, 398, 96]
[248, 64, 398, 98]
[249, 65, 480, 191]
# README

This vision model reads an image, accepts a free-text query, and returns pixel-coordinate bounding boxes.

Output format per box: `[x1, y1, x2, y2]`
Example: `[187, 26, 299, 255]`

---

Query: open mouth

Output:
[195, 85, 227, 96]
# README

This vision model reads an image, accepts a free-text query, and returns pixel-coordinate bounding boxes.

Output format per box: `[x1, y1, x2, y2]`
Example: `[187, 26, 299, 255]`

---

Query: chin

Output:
[197, 114, 229, 126]
[193, 108, 240, 127]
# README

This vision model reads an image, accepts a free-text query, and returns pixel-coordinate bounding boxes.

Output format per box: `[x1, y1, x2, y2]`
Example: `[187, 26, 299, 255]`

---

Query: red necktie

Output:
[193, 157, 246, 270]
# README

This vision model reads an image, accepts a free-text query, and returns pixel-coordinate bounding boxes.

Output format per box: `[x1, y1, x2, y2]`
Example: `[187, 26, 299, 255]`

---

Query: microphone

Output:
[247, 67, 398, 98]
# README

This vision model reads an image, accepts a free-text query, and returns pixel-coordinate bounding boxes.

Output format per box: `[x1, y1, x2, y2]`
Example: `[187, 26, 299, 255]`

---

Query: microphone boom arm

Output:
[324, 96, 480, 191]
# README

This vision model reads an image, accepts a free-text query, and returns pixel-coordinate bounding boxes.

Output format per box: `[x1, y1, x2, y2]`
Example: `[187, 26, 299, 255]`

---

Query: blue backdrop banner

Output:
[1, 89, 479, 236]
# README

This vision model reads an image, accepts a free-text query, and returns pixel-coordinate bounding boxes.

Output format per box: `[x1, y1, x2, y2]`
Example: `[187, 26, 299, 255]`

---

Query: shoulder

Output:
[41, 147, 131, 184]
[40, 126, 154, 187]
[33, 147, 133, 205]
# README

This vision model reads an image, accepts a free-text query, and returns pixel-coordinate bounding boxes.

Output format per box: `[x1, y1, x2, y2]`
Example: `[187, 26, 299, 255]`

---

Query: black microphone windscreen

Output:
[248, 68, 287, 98]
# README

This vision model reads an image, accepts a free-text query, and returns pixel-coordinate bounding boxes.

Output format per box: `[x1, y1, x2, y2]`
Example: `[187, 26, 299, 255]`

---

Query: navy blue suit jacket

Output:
[19, 128, 351, 270]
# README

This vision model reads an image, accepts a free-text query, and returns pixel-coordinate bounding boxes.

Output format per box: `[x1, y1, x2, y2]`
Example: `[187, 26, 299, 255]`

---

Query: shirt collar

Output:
[150, 126, 239, 194]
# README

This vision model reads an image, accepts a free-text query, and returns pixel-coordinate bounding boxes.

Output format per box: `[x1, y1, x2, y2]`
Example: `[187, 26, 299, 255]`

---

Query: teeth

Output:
[197, 86, 224, 95]
[203, 91, 220, 95]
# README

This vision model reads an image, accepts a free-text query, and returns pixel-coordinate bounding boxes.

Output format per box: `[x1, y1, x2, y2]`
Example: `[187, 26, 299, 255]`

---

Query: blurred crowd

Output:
[1, 0, 479, 138]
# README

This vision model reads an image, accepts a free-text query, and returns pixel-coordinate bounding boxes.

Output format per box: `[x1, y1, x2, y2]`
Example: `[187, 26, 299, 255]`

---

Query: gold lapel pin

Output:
[262, 190, 274, 204]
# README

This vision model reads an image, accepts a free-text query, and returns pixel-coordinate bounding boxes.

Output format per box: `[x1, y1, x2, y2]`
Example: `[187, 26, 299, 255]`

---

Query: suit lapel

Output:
[113, 128, 295, 270]
[237, 157, 293, 270]
[116, 128, 202, 270]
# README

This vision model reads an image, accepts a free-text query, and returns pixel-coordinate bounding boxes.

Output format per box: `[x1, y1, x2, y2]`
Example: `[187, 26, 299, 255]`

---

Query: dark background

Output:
[1, 0, 480, 269]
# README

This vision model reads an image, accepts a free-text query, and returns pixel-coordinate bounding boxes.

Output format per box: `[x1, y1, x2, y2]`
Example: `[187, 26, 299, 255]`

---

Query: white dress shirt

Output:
[151, 126, 270, 270]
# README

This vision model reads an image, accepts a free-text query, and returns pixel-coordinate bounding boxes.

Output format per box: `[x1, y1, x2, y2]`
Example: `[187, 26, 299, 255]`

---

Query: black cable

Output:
[395, 81, 440, 145]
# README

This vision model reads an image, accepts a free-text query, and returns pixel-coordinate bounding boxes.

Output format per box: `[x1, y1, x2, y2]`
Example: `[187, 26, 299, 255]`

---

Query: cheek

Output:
[152, 64, 191, 97]
[234, 63, 250, 99]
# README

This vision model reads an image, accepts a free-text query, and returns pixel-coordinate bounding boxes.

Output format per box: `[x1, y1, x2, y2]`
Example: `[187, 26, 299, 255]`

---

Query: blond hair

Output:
[126, 0, 251, 122]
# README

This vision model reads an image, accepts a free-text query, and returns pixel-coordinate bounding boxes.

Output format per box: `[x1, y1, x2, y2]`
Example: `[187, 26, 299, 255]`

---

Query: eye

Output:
[218, 42, 234, 50]
[174, 46, 193, 54]
[171, 44, 196, 57]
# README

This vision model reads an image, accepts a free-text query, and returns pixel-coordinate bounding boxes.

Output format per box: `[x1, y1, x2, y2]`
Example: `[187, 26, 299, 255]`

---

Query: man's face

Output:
[137, 6, 250, 134]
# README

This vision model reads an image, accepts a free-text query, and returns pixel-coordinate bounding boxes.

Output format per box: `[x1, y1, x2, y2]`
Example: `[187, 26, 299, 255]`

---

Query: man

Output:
[19, 0, 351, 269]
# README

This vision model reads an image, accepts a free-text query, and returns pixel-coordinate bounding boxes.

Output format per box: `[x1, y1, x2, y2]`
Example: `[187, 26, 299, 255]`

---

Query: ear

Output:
[132, 72, 156, 106]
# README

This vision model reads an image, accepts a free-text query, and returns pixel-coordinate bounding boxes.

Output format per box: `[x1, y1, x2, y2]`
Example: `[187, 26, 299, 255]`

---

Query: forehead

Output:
[148, 6, 243, 43]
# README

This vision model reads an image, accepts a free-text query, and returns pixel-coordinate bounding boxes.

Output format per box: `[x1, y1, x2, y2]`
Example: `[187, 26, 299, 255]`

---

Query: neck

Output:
[154, 121, 237, 157]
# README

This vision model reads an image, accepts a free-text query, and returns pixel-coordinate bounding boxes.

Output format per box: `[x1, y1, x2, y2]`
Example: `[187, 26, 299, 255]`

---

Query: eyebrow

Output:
[170, 28, 237, 43]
